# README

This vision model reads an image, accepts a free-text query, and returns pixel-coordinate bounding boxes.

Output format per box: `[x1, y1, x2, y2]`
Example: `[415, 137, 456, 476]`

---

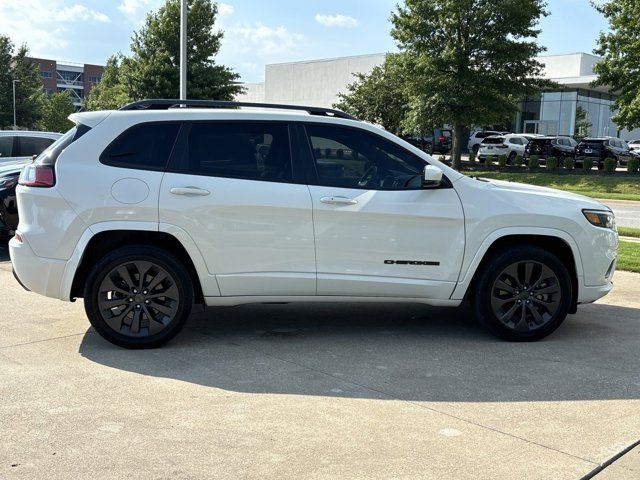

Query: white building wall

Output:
[264, 53, 386, 107]
[235, 82, 266, 103]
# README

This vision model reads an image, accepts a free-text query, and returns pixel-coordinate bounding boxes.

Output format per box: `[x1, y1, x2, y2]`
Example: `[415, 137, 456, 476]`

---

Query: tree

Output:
[334, 55, 413, 135]
[39, 91, 75, 132]
[593, 0, 640, 131]
[0, 36, 45, 129]
[87, 0, 242, 110]
[391, 0, 550, 169]
[85, 55, 132, 110]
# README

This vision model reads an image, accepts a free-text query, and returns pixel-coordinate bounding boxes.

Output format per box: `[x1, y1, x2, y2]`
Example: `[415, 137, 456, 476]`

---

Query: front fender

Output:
[450, 227, 583, 301]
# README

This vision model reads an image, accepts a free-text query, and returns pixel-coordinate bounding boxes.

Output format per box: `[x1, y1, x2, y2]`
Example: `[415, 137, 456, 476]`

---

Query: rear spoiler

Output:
[68, 110, 112, 128]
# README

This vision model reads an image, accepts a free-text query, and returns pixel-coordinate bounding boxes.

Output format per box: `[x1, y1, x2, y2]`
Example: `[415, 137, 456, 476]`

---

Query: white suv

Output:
[10, 100, 618, 348]
[477, 134, 531, 164]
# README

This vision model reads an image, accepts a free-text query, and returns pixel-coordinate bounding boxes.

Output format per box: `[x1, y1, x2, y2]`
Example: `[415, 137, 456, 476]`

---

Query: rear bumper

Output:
[9, 236, 68, 300]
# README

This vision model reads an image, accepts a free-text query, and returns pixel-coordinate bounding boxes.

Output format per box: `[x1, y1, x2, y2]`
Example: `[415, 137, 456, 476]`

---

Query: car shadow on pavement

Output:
[79, 300, 640, 402]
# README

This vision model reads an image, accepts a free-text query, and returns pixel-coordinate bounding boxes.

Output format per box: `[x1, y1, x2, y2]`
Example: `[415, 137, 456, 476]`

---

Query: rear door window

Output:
[101, 122, 181, 171]
[0, 136, 13, 158]
[170, 122, 293, 182]
[17, 136, 55, 157]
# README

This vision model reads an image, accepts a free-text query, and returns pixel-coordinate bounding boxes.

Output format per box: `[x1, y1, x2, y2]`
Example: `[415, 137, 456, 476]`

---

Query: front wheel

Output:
[84, 245, 194, 349]
[471, 246, 572, 341]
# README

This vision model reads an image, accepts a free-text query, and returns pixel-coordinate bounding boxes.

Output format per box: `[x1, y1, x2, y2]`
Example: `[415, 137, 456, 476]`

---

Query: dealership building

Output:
[237, 52, 639, 142]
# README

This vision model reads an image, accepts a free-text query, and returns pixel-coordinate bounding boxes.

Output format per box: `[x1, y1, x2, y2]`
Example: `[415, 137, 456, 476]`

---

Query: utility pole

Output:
[180, 0, 187, 100]
[12, 80, 20, 129]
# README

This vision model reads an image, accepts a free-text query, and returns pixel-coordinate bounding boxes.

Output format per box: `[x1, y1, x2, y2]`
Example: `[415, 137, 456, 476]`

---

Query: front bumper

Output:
[9, 236, 67, 300]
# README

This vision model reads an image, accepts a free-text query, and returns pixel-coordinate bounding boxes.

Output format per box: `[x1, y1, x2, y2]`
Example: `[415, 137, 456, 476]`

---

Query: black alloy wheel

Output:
[472, 246, 572, 341]
[84, 245, 193, 349]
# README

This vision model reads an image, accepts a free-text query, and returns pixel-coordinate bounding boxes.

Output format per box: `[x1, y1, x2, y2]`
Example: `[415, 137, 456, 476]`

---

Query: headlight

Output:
[0, 176, 18, 189]
[583, 209, 616, 230]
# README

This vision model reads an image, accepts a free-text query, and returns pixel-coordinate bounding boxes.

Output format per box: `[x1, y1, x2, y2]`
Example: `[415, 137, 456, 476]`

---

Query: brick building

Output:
[28, 58, 104, 110]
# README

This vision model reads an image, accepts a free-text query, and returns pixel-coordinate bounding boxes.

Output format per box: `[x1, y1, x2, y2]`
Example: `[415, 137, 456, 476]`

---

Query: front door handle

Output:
[320, 196, 358, 206]
[170, 187, 211, 197]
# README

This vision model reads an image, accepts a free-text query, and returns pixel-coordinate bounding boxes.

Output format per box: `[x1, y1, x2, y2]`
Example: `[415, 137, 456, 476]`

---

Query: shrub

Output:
[468, 152, 476, 164]
[529, 155, 540, 169]
[514, 154, 523, 167]
[564, 157, 575, 170]
[604, 157, 617, 173]
[628, 156, 639, 173]
[582, 157, 593, 171]
[546, 156, 558, 169]
[498, 155, 508, 168]
[484, 156, 495, 166]
[438, 155, 447, 163]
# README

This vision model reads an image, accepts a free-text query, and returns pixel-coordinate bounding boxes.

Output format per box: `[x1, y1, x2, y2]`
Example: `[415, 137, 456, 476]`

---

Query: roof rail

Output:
[118, 99, 358, 121]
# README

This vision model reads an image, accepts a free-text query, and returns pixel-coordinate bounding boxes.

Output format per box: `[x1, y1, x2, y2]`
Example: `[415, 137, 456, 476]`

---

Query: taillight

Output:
[19, 164, 55, 187]
[438, 136, 446, 142]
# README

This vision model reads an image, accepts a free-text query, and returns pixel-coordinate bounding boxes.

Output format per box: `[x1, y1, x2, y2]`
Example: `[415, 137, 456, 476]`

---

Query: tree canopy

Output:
[39, 91, 75, 133]
[86, 0, 242, 110]
[0, 35, 45, 130]
[593, 0, 640, 131]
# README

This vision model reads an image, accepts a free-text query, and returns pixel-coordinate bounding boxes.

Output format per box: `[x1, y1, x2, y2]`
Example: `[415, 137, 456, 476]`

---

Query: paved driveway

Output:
[0, 248, 639, 479]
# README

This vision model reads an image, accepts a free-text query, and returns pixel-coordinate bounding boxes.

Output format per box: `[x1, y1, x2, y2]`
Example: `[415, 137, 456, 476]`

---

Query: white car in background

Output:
[467, 130, 503, 154]
[627, 139, 640, 152]
[0, 131, 62, 164]
[477, 134, 531, 164]
[10, 99, 618, 348]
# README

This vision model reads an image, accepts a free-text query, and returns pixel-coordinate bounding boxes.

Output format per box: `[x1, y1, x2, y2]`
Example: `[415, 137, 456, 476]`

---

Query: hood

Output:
[477, 177, 607, 209]
[0, 159, 30, 177]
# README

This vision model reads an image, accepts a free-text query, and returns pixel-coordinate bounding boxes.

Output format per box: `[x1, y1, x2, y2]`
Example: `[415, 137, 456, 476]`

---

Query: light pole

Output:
[180, 0, 187, 101]
[12, 80, 20, 129]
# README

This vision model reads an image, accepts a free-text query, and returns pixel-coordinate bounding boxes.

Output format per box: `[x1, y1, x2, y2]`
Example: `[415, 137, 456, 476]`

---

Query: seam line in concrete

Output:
[0, 331, 90, 351]
[579, 438, 640, 480]
[193, 328, 599, 467]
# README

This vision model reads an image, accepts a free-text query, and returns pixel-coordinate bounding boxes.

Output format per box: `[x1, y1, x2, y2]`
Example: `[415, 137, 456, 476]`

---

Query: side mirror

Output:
[423, 165, 443, 188]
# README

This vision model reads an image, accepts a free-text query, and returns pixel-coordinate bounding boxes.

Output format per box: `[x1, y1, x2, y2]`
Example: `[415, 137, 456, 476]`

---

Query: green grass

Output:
[469, 171, 640, 201]
[618, 241, 640, 273]
[618, 227, 640, 239]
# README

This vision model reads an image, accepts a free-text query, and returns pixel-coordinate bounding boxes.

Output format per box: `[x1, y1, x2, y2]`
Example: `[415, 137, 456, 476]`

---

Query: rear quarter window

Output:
[101, 122, 181, 171]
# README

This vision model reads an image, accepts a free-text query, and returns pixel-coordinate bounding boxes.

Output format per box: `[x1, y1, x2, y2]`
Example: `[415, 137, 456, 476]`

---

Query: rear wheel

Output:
[472, 144, 480, 154]
[508, 152, 517, 165]
[84, 245, 193, 349]
[471, 246, 572, 341]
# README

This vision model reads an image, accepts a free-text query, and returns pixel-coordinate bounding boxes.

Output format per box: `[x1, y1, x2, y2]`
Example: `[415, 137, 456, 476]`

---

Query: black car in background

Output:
[575, 137, 633, 169]
[524, 136, 577, 164]
[403, 128, 452, 155]
[0, 160, 30, 242]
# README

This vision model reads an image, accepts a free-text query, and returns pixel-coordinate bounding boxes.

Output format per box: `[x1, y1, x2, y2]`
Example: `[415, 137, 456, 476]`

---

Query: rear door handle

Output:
[320, 196, 358, 206]
[170, 187, 211, 197]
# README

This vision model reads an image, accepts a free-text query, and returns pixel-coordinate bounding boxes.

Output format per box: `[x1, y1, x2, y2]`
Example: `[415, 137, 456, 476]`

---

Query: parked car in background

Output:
[0, 159, 31, 242]
[403, 128, 452, 155]
[575, 138, 633, 169]
[524, 136, 577, 164]
[477, 134, 530, 164]
[468, 130, 503, 154]
[10, 99, 617, 348]
[627, 139, 640, 152]
[0, 131, 62, 164]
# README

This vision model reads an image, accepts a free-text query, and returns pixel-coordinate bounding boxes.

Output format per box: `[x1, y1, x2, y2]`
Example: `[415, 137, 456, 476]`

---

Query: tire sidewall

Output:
[84, 245, 193, 349]
[473, 246, 573, 341]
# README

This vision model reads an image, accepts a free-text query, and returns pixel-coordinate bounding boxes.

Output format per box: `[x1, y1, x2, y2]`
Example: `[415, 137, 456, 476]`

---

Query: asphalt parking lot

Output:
[1, 246, 639, 480]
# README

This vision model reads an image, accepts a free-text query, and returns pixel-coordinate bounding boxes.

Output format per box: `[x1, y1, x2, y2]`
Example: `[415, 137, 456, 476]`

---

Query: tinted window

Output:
[102, 123, 180, 170]
[17, 136, 55, 157]
[306, 124, 425, 190]
[174, 122, 292, 182]
[482, 137, 505, 145]
[0, 136, 13, 158]
[508, 138, 522, 145]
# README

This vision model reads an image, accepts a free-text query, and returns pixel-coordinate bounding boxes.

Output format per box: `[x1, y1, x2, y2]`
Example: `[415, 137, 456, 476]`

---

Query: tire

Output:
[84, 245, 194, 349]
[508, 152, 516, 165]
[472, 144, 480, 154]
[471, 246, 572, 342]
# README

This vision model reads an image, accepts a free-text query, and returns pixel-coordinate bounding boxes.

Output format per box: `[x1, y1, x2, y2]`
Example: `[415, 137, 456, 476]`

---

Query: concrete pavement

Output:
[1, 248, 640, 479]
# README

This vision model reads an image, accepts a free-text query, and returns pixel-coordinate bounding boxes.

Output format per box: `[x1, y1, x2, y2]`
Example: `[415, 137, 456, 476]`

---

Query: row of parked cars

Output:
[471, 130, 640, 169]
